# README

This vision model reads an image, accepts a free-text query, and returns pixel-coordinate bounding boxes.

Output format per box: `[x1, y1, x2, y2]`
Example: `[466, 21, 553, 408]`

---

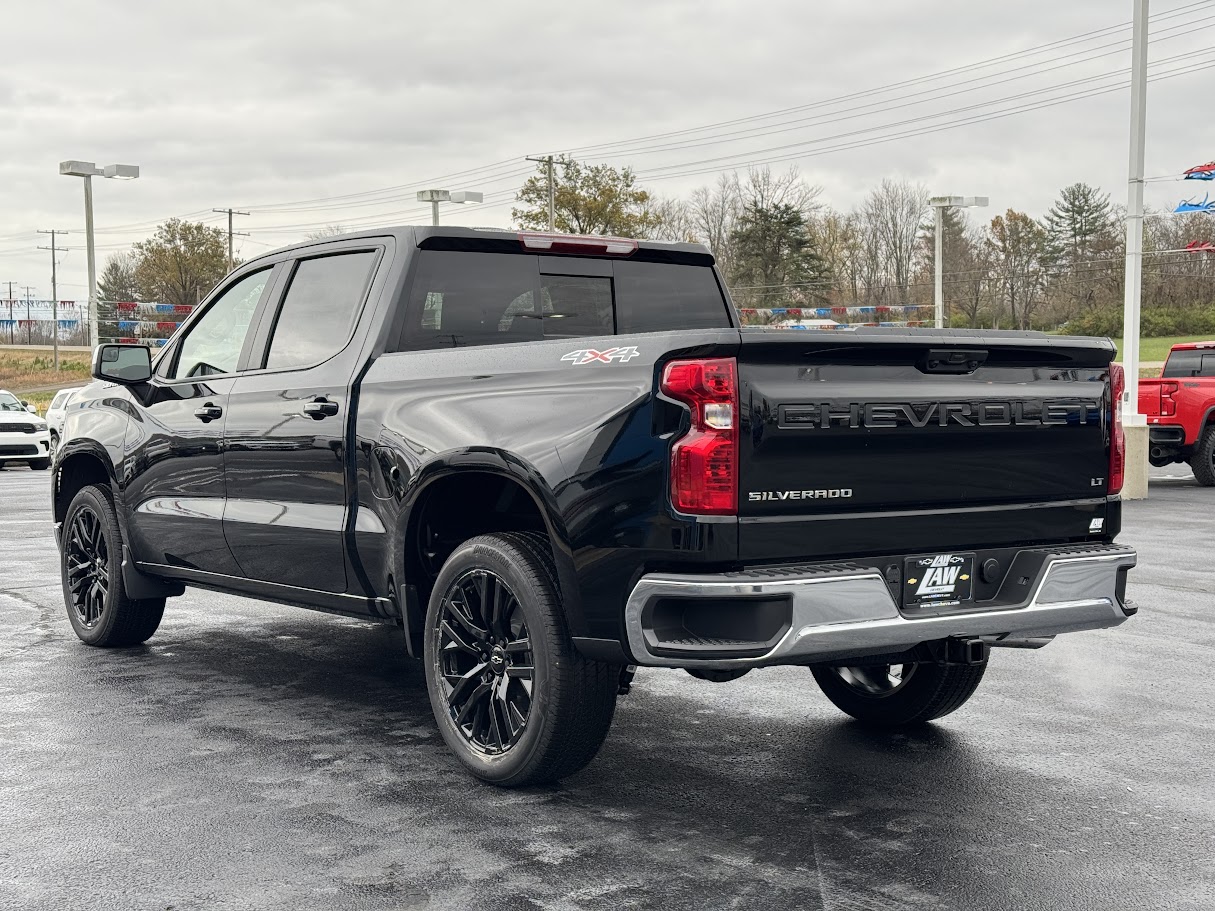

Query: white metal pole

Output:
[934, 205, 944, 329]
[83, 174, 98, 348]
[1122, 0, 1148, 418]
[51, 232, 58, 371]
[1120, 0, 1150, 500]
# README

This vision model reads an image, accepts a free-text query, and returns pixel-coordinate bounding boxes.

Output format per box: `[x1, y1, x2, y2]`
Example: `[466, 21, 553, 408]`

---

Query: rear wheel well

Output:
[54, 454, 111, 526]
[404, 472, 551, 609]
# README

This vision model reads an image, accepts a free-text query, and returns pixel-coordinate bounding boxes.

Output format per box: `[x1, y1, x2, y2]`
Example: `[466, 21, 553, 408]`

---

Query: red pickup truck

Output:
[1140, 340, 1215, 485]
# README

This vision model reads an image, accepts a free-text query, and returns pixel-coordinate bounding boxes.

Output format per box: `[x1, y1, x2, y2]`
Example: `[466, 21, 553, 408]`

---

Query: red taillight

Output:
[1109, 363, 1126, 496]
[518, 232, 638, 256]
[661, 357, 738, 515]
[1160, 381, 1179, 417]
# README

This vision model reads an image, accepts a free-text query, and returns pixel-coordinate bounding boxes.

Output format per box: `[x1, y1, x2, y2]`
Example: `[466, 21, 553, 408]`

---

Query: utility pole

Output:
[526, 156, 556, 230]
[1120, 0, 1150, 499]
[22, 286, 35, 345]
[37, 230, 68, 371]
[212, 208, 250, 270]
[4, 281, 14, 344]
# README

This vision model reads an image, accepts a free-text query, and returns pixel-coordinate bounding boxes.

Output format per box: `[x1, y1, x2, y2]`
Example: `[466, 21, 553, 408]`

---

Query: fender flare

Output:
[392, 447, 586, 638]
[52, 438, 121, 527]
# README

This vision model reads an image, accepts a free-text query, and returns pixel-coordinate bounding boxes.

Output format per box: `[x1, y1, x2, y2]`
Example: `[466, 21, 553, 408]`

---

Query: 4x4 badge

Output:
[561, 347, 640, 365]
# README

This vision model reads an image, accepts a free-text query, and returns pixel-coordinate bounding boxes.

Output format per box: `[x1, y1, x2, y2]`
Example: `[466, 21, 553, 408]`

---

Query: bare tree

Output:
[860, 178, 929, 304]
[687, 173, 743, 279]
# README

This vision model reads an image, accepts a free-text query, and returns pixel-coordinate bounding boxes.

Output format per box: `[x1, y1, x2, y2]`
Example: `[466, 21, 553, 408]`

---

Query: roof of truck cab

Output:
[1170, 341, 1215, 351]
[240, 226, 714, 267]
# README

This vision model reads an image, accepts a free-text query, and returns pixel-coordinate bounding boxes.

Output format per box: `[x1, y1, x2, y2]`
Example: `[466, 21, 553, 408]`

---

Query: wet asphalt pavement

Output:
[1, 467, 1213, 911]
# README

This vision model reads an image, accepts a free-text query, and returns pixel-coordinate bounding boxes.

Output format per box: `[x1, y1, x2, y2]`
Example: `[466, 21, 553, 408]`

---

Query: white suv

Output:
[45, 388, 77, 458]
[0, 389, 51, 471]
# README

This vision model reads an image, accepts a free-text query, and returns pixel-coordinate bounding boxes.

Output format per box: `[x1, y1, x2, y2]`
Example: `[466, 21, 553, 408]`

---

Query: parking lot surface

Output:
[1, 466, 1213, 910]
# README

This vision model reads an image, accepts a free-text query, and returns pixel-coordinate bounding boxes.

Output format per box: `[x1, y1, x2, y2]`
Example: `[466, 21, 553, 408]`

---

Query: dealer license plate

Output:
[903, 553, 976, 608]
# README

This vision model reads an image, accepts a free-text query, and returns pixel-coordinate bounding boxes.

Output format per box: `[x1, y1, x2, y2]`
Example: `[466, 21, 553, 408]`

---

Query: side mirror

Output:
[93, 344, 152, 385]
[22, 401, 36, 414]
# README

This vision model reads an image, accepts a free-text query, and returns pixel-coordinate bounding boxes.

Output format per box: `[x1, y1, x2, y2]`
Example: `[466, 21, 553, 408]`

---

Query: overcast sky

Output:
[2, 0, 1214, 301]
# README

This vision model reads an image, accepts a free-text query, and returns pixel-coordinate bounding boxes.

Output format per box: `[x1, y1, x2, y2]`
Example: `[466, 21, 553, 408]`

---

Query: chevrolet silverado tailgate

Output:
[736, 329, 1117, 562]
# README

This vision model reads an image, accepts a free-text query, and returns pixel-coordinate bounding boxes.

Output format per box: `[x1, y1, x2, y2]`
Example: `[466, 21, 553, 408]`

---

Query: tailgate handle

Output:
[920, 349, 987, 375]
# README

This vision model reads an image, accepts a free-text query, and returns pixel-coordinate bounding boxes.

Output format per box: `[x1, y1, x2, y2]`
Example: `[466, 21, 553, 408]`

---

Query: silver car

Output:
[44, 388, 78, 458]
[0, 389, 51, 471]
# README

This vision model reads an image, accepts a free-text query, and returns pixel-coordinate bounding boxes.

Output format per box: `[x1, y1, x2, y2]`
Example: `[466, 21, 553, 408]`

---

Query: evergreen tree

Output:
[728, 202, 830, 307]
[1043, 183, 1116, 269]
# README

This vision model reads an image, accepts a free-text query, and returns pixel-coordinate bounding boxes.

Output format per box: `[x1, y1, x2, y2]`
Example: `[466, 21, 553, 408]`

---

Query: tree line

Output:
[99, 158, 1215, 337]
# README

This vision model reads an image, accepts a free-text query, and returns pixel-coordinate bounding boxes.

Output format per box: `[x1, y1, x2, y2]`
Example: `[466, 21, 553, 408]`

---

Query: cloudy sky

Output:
[2, 0, 1213, 301]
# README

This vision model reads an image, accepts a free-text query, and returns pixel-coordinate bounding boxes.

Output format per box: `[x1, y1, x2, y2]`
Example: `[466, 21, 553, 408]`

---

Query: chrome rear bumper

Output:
[624, 544, 1137, 669]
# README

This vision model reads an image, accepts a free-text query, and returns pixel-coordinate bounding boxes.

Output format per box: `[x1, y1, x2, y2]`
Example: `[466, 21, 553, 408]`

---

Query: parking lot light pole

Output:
[416, 189, 484, 226]
[1120, 0, 1151, 500]
[929, 196, 988, 329]
[59, 161, 140, 347]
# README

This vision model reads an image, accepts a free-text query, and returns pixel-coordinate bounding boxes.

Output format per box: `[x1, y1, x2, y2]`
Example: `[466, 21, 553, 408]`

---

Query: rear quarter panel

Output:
[352, 329, 740, 641]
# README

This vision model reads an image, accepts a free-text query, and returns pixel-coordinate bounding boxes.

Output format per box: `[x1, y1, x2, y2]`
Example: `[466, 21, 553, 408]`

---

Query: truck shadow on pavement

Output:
[37, 607, 1204, 911]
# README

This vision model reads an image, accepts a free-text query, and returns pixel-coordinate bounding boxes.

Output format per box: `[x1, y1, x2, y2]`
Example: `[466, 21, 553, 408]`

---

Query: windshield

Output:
[0, 392, 26, 413]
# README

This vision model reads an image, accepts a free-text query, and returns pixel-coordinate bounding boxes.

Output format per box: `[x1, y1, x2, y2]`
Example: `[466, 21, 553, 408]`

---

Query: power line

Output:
[557, 0, 1215, 157]
[637, 55, 1215, 181]
[117, 2, 1215, 228]
[571, 14, 1215, 163]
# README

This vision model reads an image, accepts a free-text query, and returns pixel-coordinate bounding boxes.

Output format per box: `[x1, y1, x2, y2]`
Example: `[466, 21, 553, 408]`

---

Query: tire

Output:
[28, 458, 50, 471]
[423, 532, 620, 787]
[811, 659, 987, 728]
[61, 484, 165, 647]
[1191, 426, 1215, 487]
[49, 432, 59, 459]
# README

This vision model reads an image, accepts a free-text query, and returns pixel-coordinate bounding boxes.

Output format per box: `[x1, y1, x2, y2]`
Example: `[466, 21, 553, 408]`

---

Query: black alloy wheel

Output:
[423, 532, 620, 786]
[830, 663, 917, 697]
[434, 568, 534, 755]
[811, 659, 987, 727]
[64, 504, 109, 630]
[60, 484, 165, 647]
[1192, 426, 1215, 487]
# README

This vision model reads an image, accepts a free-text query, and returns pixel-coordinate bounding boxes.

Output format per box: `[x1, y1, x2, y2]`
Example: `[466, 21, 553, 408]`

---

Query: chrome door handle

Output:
[302, 398, 339, 419]
[194, 403, 223, 422]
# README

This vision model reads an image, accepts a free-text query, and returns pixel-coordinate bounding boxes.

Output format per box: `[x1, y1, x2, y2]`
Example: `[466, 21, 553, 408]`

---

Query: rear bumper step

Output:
[623, 544, 1137, 669]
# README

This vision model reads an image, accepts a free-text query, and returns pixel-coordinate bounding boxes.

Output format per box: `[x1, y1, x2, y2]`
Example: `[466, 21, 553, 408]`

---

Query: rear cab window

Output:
[1162, 349, 1215, 378]
[395, 249, 732, 351]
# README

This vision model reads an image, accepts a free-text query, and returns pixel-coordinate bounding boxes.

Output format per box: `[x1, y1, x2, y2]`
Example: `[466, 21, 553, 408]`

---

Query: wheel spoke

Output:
[446, 663, 488, 709]
[440, 618, 480, 656]
[489, 576, 507, 637]
[504, 637, 530, 655]
[446, 587, 488, 640]
[473, 572, 493, 630]
[505, 665, 533, 679]
[487, 693, 506, 751]
[455, 681, 493, 726]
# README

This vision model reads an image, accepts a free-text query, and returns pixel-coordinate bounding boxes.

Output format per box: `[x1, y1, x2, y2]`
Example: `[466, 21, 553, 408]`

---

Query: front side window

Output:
[264, 251, 377, 370]
[170, 269, 271, 380]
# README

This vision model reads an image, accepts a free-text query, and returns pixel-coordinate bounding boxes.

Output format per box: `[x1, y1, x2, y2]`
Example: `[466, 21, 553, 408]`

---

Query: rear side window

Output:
[1162, 349, 1215, 378]
[614, 261, 732, 333]
[264, 251, 377, 370]
[396, 251, 730, 350]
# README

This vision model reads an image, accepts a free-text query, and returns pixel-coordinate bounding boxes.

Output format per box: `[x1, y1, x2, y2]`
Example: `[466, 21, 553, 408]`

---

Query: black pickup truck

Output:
[54, 227, 1137, 786]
